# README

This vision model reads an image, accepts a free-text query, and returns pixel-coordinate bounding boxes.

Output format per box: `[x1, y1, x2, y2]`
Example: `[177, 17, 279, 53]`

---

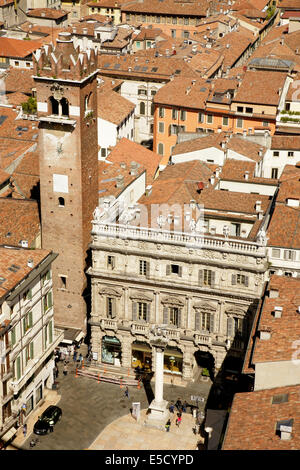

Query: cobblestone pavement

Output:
[10, 345, 212, 451]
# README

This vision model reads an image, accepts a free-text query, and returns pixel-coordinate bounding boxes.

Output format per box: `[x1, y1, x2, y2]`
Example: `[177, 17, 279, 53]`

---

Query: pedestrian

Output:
[54, 365, 59, 379]
[182, 400, 188, 413]
[63, 362, 68, 376]
[124, 386, 129, 398]
[169, 402, 175, 413]
[176, 413, 182, 427]
[23, 423, 27, 438]
[78, 353, 83, 368]
[175, 398, 182, 412]
[165, 419, 171, 432]
[73, 350, 77, 362]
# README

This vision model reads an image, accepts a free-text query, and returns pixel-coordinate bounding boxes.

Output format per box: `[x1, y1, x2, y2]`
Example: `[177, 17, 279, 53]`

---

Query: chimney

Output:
[258, 147, 264, 157]
[190, 199, 196, 209]
[210, 175, 215, 185]
[130, 161, 138, 176]
[145, 185, 152, 196]
[215, 167, 221, 178]
[244, 171, 249, 180]
[273, 306, 283, 318]
[27, 259, 34, 268]
[116, 174, 124, 188]
[192, 45, 197, 54]
[255, 200, 262, 212]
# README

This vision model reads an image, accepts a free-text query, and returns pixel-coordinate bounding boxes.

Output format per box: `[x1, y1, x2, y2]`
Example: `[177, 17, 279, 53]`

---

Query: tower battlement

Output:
[33, 32, 98, 82]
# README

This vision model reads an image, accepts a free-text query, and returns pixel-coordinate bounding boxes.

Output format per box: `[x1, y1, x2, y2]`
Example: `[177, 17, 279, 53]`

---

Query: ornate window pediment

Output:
[226, 307, 245, 317]
[161, 296, 184, 307]
[130, 292, 153, 303]
[193, 302, 216, 312]
[99, 287, 122, 297]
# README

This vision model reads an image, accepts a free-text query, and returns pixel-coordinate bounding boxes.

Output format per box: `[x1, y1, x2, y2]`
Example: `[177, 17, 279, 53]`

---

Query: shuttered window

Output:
[139, 260, 150, 276]
[107, 297, 116, 318]
[199, 270, 215, 287]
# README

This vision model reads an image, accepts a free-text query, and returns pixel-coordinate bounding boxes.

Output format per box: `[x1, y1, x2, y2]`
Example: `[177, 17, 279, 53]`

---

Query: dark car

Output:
[33, 405, 62, 435]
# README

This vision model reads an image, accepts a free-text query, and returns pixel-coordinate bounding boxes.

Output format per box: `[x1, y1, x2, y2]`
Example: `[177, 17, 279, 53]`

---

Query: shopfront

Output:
[101, 335, 121, 366]
[131, 341, 152, 371]
[164, 347, 183, 375]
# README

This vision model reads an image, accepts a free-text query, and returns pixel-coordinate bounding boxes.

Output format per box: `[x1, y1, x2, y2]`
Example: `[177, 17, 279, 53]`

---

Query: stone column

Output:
[145, 326, 169, 429]
[154, 346, 164, 404]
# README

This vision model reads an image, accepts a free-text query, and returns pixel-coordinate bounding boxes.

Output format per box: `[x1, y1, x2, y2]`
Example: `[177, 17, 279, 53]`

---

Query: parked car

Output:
[33, 405, 62, 435]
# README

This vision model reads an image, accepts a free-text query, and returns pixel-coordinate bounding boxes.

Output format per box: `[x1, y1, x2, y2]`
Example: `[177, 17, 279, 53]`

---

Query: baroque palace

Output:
[88, 194, 269, 382]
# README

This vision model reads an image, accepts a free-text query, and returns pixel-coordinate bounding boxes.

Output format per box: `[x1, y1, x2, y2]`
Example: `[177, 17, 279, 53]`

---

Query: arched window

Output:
[58, 197, 65, 207]
[50, 96, 59, 115]
[60, 97, 69, 117]
[140, 101, 145, 115]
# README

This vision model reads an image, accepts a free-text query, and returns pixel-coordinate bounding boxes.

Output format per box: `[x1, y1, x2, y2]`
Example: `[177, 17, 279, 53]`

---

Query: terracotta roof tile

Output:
[0, 67, 35, 95]
[232, 70, 288, 105]
[121, 0, 208, 16]
[106, 138, 162, 185]
[0, 37, 44, 59]
[0, 246, 50, 296]
[97, 88, 135, 125]
[0, 198, 40, 247]
[223, 384, 300, 450]
[27, 8, 69, 19]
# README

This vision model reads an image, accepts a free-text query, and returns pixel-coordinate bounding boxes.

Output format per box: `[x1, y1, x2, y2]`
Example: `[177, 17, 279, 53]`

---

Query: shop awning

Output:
[57, 328, 85, 345]
[132, 342, 151, 352]
[103, 336, 121, 345]
[165, 348, 183, 358]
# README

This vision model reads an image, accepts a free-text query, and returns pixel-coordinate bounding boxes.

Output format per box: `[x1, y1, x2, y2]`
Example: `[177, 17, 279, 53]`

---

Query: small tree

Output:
[21, 96, 37, 115]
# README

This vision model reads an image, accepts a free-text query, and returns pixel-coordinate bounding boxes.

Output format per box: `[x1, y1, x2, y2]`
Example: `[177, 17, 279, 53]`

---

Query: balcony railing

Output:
[194, 332, 212, 345]
[92, 221, 266, 256]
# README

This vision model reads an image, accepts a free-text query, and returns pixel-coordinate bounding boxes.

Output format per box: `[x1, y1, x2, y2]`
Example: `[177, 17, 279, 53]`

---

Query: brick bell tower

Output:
[33, 32, 99, 333]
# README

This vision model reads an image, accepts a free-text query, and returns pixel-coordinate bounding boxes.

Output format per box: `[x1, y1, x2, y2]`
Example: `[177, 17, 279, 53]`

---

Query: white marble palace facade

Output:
[88, 212, 268, 382]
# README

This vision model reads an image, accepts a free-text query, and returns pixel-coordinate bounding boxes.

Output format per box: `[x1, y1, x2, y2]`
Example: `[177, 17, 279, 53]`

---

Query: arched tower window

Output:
[60, 98, 69, 117]
[50, 96, 59, 115]
[140, 101, 145, 115]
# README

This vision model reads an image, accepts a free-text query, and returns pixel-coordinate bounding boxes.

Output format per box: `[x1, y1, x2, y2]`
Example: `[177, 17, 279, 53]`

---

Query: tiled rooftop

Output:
[0, 198, 40, 248]
[106, 138, 162, 185]
[0, 37, 44, 59]
[97, 87, 135, 125]
[223, 384, 300, 450]
[0, 246, 50, 298]
[232, 70, 288, 105]
[26, 8, 69, 19]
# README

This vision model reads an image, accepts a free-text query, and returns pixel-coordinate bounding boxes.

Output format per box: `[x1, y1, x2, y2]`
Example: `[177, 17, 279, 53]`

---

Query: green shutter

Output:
[11, 327, 16, 345]
[29, 311, 33, 328]
[48, 291, 52, 308]
[16, 356, 21, 380]
[30, 341, 34, 359]
[23, 317, 26, 334]
[49, 321, 53, 343]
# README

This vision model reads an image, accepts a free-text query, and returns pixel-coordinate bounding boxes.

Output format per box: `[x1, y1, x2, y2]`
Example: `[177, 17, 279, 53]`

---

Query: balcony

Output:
[39, 114, 76, 126]
[194, 332, 212, 346]
[131, 322, 149, 336]
[276, 111, 300, 130]
[100, 318, 118, 332]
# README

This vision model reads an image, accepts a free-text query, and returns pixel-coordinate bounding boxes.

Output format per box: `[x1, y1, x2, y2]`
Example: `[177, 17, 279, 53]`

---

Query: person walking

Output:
[182, 401, 188, 413]
[73, 350, 77, 363]
[23, 423, 27, 438]
[165, 419, 171, 432]
[124, 386, 129, 399]
[176, 413, 182, 427]
[169, 402, 175, 413]
[175, 398, 182, 412]
[63, 362, 68, 376]
[78, 353, 83, 368]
